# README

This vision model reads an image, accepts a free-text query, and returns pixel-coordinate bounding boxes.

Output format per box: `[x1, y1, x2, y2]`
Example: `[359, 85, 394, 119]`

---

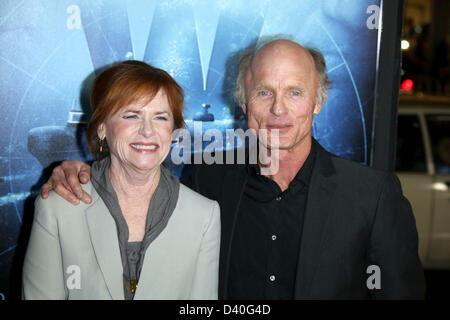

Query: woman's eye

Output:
[155, 116, 168, 121]
[123, 115, 137, 119]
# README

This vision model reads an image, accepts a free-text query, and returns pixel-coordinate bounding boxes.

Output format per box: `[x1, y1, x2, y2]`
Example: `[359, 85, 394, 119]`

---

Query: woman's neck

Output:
[108, 159, 161, 201]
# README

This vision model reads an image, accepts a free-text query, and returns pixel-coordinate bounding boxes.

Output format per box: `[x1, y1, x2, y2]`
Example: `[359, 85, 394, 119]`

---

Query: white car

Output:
[396, 96, 450, 269]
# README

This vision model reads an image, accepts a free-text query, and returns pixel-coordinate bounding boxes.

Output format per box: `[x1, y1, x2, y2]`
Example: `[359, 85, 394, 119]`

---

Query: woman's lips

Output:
[130, 143, 159, 153]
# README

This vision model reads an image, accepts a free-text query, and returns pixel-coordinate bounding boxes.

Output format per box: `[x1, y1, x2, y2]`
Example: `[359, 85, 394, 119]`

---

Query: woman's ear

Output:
[97, 123, 106, 140]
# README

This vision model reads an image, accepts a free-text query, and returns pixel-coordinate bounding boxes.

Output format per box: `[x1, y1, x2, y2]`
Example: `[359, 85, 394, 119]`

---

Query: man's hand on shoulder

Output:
[41, 160, 92, 205]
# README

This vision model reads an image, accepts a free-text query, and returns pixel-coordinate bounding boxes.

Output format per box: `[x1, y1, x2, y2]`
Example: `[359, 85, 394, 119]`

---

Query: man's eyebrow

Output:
[253, 84, 274, 91]
[252, 84, 306, 91]
[287, 85, 305, 91]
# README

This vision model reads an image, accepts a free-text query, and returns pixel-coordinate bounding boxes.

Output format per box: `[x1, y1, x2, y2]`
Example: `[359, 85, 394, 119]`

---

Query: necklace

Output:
[130, 280, 138, 294]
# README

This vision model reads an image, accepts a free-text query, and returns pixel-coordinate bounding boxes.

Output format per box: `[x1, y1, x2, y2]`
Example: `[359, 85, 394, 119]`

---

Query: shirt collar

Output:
[246, 139, 317, 189]
[292, 140, 316, 187]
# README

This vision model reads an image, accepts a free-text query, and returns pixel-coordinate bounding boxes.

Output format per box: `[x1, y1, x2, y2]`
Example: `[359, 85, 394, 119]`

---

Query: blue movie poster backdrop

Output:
[0, 0, 381, 299]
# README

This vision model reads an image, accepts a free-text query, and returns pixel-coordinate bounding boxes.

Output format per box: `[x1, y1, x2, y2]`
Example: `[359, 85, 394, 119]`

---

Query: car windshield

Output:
[396, 114, 427, 173]
[426, 115, 450, 174]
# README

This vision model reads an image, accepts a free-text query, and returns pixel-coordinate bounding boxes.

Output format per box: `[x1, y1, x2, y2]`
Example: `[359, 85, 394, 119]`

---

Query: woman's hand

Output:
[41, 160, 93, 204]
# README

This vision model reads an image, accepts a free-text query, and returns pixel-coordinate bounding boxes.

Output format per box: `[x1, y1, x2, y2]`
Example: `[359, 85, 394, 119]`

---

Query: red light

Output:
[401, 79, 414, 91]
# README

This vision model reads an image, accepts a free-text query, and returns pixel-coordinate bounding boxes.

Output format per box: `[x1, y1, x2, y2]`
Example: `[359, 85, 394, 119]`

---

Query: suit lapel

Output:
[294, 143, 337, 299]
[85, 195, 124, 300]
[219, 166, 248, 299]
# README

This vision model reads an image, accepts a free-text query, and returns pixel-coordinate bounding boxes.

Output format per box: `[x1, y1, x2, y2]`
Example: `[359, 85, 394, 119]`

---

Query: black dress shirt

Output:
[227, 143, 316, 299]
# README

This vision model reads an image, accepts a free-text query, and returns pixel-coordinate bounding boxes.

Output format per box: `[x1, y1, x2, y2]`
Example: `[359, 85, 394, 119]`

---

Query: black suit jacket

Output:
[182, 140, 425, 299]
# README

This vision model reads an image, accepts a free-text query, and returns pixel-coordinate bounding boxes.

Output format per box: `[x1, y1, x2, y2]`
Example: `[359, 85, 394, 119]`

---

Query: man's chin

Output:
[259, 142, 293, 151]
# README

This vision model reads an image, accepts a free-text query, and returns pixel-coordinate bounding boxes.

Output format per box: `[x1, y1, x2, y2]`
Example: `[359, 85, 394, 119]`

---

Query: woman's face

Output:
[97, 89, 174, 175]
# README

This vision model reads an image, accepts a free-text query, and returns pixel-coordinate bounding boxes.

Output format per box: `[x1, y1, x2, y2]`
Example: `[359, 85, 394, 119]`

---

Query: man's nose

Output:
[270, 94, 287, 116]
[138, 120, 154, 137]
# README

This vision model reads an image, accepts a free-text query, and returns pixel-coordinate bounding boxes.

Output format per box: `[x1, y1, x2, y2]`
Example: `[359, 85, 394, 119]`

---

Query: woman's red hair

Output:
[86, 60, 184, 158]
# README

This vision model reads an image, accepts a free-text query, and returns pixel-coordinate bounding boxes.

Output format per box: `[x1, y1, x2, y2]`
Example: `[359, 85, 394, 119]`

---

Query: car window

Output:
[396, 114, 427, 173]
[426, 114, 450, 174]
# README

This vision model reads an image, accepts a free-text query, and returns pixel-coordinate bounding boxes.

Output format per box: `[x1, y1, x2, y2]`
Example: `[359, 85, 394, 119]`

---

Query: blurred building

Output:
[401, 0, 449, 95]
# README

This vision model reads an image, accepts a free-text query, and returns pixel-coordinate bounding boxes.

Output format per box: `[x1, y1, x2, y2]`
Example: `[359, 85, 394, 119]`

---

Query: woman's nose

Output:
[138, 120, 154, 137]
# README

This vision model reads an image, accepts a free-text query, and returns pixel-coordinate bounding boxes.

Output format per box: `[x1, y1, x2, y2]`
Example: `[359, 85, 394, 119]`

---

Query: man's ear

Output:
[241, 103, 247, 114]
[97, 123, 106, 140]
[313, 102, 322, 115]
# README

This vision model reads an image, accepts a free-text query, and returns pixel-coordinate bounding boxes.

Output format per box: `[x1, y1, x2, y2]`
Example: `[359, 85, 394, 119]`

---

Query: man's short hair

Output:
[234, 36, 332, 107]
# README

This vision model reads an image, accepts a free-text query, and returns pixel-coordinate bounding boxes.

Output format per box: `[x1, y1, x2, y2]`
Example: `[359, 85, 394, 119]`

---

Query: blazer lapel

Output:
[85, 195, 124, 300]
[294, 143, 337, 299]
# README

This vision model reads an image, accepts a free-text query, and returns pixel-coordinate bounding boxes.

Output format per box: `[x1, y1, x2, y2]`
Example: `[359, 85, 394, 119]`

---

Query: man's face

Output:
[242, 40, 322, 151]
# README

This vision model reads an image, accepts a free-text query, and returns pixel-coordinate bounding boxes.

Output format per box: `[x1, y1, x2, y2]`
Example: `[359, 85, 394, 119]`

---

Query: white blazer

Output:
[22, 182, 220, 300]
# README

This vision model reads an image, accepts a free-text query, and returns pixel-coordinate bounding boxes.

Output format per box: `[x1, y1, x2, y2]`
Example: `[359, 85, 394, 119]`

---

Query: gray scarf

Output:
[90, 157, 180, 300]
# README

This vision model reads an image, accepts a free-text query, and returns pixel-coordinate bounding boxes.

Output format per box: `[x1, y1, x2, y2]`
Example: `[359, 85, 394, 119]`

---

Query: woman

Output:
[22, 61, 220, 300]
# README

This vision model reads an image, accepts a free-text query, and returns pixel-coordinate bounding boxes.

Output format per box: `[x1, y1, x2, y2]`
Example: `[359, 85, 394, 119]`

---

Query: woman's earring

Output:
[98, 138, 106, 153]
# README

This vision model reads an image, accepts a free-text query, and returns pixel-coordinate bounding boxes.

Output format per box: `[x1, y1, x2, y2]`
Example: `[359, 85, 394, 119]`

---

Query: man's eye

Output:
[259, 90, 270, 97]
[291, 91, 301, 96]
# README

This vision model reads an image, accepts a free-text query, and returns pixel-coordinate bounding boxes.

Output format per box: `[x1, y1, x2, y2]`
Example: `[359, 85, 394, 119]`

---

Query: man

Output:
[41, 39, 425, 299]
